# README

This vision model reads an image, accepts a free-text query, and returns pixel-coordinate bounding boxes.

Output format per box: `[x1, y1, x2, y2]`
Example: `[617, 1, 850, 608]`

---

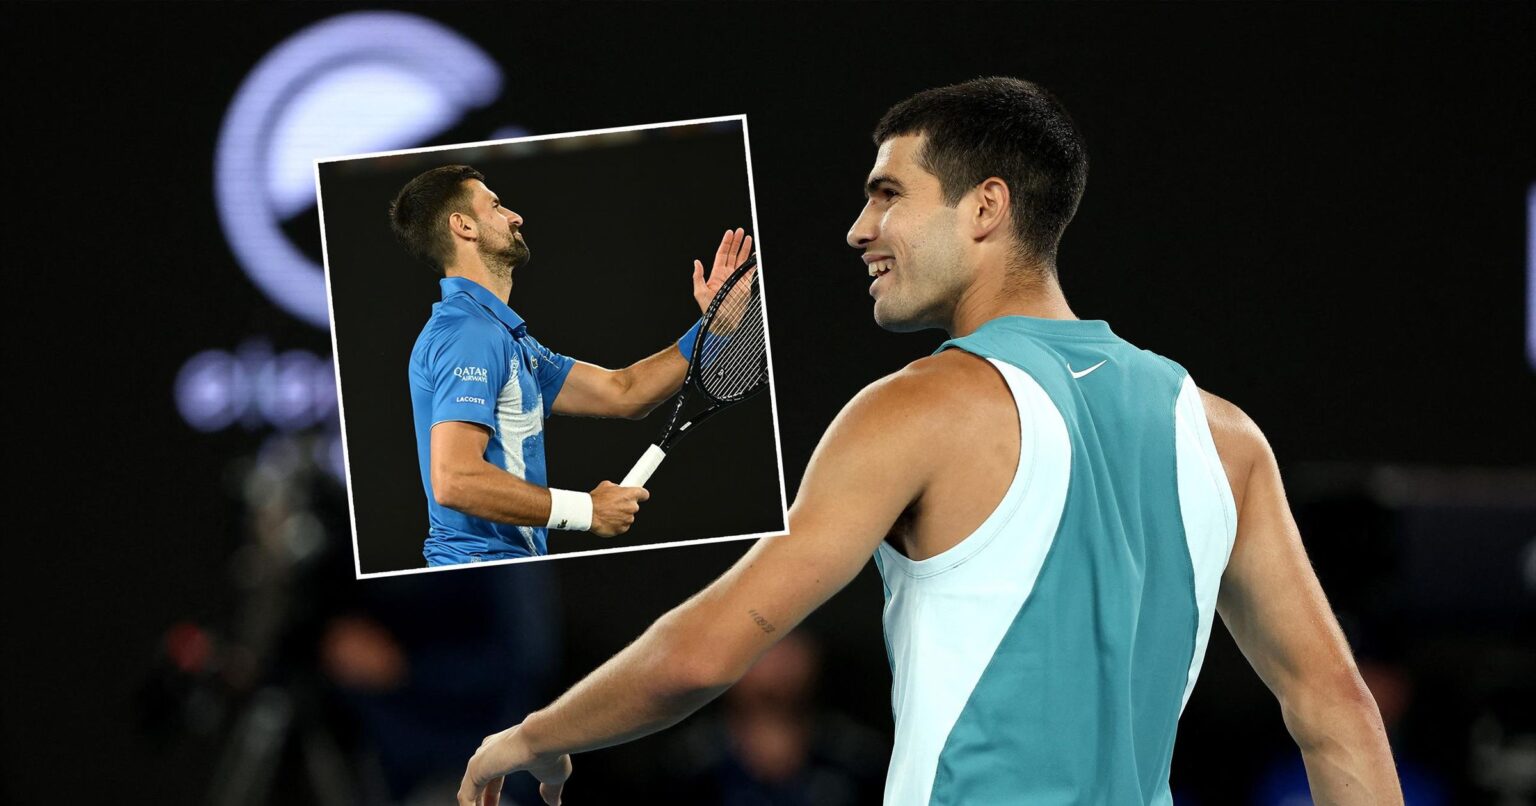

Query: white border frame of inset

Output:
[314, 114, 789, 579]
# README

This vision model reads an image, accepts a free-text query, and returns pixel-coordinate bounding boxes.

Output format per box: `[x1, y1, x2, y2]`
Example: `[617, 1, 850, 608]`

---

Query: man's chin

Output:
[872, 304, 929, 334]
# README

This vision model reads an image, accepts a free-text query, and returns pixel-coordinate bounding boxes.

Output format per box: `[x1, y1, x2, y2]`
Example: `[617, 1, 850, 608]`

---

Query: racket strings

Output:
[700, 310, 765, 397]
[705, 326, 766, 397]
[697, 276, 767, 400]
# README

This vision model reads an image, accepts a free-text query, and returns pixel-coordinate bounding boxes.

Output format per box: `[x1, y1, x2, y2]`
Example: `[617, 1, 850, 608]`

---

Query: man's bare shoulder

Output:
[820, 349, 1012, 471]
[1197, 388, 1272, 511]
[814, 349, 1016, 557]
[848, 349, 1011, 424]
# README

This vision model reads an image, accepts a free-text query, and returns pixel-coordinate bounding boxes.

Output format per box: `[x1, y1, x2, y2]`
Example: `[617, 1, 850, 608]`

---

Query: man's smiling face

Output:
[846, 134, 970, 333]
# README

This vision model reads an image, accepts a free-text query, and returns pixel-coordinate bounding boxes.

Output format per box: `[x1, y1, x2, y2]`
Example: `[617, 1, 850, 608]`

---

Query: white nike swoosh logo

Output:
[1069, 359, 1108, 379]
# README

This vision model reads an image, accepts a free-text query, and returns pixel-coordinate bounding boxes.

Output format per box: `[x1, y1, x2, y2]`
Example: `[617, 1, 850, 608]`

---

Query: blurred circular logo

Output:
[214, 11, 503, 329]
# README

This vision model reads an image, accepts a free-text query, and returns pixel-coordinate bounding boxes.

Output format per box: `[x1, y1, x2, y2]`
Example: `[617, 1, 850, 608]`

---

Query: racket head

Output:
[688, 253, 769, 405]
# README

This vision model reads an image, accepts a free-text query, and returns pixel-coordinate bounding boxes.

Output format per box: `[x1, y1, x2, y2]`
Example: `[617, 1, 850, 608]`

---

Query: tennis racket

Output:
[620, 253, 768, 487]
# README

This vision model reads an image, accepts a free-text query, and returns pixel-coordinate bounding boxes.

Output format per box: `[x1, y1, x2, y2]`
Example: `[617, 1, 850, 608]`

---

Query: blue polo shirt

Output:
[409, 277, 575, 566]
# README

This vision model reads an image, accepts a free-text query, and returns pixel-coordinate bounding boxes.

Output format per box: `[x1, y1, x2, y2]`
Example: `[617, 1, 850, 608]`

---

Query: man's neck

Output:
[948, 265, 1077, 338]
[445, 259, 512, 303]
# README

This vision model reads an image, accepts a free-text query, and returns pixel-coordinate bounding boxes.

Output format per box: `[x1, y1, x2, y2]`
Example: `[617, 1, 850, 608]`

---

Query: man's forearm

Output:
[458, 590, 748, 802]
[1285, 684, 1404, 804]
[435, 461, 552, 526]
[612, 345, 689, 419]
[517, 608, 729, 757]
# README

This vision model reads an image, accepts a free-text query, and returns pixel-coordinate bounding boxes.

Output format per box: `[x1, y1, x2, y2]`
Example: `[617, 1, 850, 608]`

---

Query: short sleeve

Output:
[427, 320, 509, 431]
[521, 332, 574, 417]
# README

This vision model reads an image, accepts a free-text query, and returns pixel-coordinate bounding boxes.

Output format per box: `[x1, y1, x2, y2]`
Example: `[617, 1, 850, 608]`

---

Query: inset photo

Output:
[317, 117, 784, 577]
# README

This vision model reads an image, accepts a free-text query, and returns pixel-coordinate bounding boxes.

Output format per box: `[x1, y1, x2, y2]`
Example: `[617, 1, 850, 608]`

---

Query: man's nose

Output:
[846, 204, 877, 249]
[506, 209, 524, 227]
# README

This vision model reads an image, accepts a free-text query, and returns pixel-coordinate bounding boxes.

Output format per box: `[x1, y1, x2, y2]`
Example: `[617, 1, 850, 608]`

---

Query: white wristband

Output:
[546, 488, 593, 532]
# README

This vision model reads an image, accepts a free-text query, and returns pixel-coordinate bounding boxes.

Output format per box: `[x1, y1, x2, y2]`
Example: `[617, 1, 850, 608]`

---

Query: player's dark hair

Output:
[873, 77, 1088, 268]
[389, 165, 485, 274]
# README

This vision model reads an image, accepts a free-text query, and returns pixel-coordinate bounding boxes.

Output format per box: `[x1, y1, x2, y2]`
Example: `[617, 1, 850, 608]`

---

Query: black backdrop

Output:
[319, 124, 783, 574]
[5, 3, 1534, 804]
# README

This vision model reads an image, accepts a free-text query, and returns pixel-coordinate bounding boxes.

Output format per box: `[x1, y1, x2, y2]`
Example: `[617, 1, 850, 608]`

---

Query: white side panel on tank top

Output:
[1173, 375, 1239, 710]
[495, 366, 541, 553]
[874, 359, 1072, 806]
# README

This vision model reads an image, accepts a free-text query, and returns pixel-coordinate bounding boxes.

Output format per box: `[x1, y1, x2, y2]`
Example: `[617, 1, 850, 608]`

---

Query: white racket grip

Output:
[620, 444, 667, 488]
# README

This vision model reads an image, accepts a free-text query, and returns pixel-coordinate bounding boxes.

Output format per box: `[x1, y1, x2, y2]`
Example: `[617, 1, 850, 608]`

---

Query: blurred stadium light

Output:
[214, 11, 503, 329]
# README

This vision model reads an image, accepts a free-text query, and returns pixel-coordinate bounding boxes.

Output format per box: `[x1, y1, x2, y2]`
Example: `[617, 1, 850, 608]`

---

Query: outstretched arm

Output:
[458, 364, 940, 806]
[551, 349, 688, 421]
[1205, 392, 1403, 805]
[552, 229, 753, 420]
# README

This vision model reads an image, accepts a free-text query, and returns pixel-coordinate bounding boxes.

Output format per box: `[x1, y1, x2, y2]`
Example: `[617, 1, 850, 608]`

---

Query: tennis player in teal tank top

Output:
[875, 316, 1231, 805]
[455, 79, 1404, 806]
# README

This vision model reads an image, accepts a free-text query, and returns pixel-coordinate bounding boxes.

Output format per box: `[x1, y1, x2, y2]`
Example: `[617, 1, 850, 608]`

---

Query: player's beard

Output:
[873, 217, 968, 334]
[481, 230, 531, 281]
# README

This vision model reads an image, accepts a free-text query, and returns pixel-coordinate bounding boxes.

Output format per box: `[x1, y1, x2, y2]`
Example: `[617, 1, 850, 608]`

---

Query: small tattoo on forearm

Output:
[747, 609, 776, 634]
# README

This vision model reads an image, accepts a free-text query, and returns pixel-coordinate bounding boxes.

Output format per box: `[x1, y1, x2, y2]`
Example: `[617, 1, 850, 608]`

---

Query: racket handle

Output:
[620, 444, 667, 488]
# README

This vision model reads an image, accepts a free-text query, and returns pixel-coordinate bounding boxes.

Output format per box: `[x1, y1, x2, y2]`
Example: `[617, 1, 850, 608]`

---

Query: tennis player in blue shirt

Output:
[389, 165, 751, 568]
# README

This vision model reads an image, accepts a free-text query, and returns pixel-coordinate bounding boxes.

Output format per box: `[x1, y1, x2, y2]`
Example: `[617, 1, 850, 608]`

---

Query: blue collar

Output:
[440, 277, 526, 335]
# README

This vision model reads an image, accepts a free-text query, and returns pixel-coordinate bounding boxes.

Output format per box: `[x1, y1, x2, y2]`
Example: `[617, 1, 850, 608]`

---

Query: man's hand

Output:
[692, 228, 753, 315]
[458, 726, 572, 806]
[588, 480, 649, 537]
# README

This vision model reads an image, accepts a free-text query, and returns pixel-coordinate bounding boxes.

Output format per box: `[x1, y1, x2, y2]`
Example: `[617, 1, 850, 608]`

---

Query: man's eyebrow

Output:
[864, 174, 904, 197]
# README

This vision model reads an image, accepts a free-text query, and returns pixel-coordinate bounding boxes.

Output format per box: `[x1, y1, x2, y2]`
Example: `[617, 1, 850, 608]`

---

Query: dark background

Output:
[318, 123, 784, 574]
[5, 3, 1534, 804]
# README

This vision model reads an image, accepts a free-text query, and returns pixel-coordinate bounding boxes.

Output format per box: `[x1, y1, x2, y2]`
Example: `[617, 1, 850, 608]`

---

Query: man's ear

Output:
[967, 177, 1011, 241]
[448, 210, 477, 243]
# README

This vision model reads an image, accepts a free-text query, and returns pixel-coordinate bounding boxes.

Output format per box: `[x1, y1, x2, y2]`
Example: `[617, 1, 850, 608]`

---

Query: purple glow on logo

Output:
[214, 11, 503, 329]
[175, 341, 337, 433]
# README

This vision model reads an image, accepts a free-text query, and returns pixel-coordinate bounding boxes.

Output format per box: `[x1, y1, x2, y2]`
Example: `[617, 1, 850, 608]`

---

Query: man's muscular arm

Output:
[1203, 392, 1403, 805]
[431, 421, 645, 537]
[549, 349, 688, 420]
[457, 357, 966, 805]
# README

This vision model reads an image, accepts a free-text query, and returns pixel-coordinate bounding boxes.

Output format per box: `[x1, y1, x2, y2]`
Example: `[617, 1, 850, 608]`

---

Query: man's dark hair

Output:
[873, 77, 1088, 267]
[388, 165, 485, 274]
